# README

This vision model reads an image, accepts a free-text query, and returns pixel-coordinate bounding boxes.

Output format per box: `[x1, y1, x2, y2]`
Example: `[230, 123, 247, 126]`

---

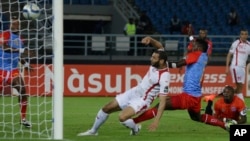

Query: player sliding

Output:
[131, 37, 238, 133]
[202, 85, 247, 129]
[77, 36, 170, 136]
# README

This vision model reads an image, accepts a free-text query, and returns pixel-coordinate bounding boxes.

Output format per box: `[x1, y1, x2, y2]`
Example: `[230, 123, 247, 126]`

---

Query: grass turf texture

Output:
[1, 97, 250, 141]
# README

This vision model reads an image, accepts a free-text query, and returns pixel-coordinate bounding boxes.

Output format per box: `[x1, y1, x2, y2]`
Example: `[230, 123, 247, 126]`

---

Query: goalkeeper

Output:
[202, 85, 247, 130]
[0, 16, 33, 128]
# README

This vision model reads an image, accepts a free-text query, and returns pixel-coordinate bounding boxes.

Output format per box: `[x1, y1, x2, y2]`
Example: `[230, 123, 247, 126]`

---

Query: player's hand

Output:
[148, 121, 159, 131]
[141, 36, 151, 45]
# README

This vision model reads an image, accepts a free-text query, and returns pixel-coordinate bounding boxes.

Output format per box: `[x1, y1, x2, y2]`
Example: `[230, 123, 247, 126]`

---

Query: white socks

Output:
[121, 119, 136, 130]
[90, 109, 109, 133]
[236, 93, 244, 102]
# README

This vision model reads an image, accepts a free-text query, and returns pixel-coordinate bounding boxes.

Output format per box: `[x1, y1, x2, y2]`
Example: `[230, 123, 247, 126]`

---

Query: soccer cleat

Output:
[21, 120, 32, 128]
[130, 124, 141, 135]
[77, 130, 98, 136]
[224, 120, 237, 131]
[203, 94, 217, 102]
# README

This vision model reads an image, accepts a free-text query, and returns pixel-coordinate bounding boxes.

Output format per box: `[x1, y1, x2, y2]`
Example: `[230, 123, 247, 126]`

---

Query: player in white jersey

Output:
[78, 36, 170, 136]
[225, 29, 250, 101]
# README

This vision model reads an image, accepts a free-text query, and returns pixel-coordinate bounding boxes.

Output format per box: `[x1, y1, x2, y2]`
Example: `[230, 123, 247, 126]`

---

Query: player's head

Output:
[150, 49, 168, 69]
[192, 38, 208, 53]
[198, 28, 208, 39]
[10, 16, 19, 33]
[239, 28, 248, 42]
[222, 85, 235, 103]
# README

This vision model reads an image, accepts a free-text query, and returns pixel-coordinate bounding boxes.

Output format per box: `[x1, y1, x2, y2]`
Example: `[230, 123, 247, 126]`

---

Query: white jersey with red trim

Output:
[229, 39, 250, 67]
[135, 66, 170, 104]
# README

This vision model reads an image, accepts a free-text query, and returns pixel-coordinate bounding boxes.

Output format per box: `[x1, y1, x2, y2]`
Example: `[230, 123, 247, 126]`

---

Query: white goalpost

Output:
[0, 0, 63, 140]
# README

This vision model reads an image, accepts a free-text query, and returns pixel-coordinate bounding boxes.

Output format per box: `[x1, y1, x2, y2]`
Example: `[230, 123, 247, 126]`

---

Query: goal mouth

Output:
[0, 0, 61, 140]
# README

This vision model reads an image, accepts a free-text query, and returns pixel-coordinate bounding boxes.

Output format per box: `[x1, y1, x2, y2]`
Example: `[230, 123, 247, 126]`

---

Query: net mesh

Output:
[0, 0, 53, 139]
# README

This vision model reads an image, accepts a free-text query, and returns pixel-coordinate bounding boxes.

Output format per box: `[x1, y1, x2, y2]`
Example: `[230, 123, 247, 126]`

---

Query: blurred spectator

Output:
[123, 18, 136, 36]
[135, 19, 145, 56]
[181, 21, 194, 36]
[169, 15, 181, 34]
[139, 11, 153, 34]
[123, 18, 136, 55]
[135, 18, 144, 34]
[228, 7, 239, 26]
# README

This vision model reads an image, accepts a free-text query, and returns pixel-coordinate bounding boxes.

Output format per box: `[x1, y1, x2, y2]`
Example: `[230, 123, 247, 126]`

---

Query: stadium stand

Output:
[134, 0, 250, 35]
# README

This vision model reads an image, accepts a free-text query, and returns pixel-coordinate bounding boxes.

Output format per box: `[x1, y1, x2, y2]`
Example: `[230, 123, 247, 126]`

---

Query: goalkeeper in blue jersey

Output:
[0, 16, 33, 128]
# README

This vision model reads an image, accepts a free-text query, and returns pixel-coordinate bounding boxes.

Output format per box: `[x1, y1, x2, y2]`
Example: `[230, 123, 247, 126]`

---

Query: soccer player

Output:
[77, 36, 170, 136]
[225, 28, 250, 101]
[132, 38, 223, 131]
[187, 28, 213, 57]
[0, 16, 32, 128]
[179, 28, 212, 73]
[201, 85, 247, 130]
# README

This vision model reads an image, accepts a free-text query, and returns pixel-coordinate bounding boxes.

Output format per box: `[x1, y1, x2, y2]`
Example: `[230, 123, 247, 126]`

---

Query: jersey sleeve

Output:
[207, 40, 213, 55]
[185, 51, 201, 64]
[158, 72, 170, 96]
[229, 40, 238, 53]
[213, 99, 222, 119]
[0, 31, 10, 45]
[235, 98, 247, 116]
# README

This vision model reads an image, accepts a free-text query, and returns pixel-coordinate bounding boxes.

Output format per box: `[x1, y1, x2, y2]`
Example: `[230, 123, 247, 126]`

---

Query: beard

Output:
[151, 60, 160, 68]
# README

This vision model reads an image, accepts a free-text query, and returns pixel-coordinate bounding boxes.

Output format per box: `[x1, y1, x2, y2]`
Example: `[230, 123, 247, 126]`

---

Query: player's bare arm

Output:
[225, 52, 233, 74]
[168, 59, 186, 68]
[2, 43, 21, 53]
[141, 36, 164, 50]
[148, 95, 167, 131]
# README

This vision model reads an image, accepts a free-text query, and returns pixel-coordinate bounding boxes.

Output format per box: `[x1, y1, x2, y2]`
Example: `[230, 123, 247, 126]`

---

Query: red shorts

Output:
[170, 92, 202, 113]
[0, 69, 20, 90]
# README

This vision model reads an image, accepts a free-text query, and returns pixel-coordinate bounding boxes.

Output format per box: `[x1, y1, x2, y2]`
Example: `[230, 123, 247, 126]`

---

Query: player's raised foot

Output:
[21, 119, 32, 128]
[77, 130, 98, 136]
[224, 120, 237, 131]
[130, 124, 141, 135]
[203, 94, 217, 102]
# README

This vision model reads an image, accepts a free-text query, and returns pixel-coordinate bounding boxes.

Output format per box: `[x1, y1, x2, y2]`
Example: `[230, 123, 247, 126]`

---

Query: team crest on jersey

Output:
[164, 86, 169, 93]
[231, 107, 237, 112]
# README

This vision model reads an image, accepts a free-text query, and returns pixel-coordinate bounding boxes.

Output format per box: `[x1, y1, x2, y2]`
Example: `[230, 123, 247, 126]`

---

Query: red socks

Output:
[133, 107, 158, 124]
[19, 96, 28, 120]
[201, 114, 225, 129]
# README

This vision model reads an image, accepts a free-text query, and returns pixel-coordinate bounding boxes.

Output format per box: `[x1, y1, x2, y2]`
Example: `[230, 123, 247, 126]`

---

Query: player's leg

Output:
[204, 100, 213, 115]
[231, 66, 245, 101]
[78, 98, 121, 136]
[78, 89, 135, 136]
[120, 98, 148, 135]
[132, 95, 177, 124]
[11, 73, 31, 128]
[235, 82, 244, 101]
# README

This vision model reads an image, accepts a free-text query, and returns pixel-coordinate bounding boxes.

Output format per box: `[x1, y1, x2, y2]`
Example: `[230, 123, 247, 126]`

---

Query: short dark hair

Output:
[196, 38, 208, 53]
[154, 50, 168, 62]
[224, 85, 235, 93]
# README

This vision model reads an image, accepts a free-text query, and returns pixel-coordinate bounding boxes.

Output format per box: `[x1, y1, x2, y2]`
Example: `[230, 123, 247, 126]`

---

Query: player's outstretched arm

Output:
[225, 52, 233, 74]
[168, 59, 187, 68]
[148, 95, 167, 131]
[141, 36, 164, 50]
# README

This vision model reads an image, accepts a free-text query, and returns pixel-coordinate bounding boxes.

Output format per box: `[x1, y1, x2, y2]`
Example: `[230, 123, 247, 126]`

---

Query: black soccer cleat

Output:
[21, 120, 32, 128]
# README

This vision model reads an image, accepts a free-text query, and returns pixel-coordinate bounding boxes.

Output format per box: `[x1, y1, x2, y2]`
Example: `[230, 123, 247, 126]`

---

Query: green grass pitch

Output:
[1, 97, 250, 141]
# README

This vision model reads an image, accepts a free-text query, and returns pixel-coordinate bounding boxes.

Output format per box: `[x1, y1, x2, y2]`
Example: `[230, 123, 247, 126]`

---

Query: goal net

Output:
[0, 0, 60, 140]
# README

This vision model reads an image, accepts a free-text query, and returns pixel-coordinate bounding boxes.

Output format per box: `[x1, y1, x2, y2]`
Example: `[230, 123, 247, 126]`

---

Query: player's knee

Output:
[118, 115, 127, 122]
[190, 115, 201, 122]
